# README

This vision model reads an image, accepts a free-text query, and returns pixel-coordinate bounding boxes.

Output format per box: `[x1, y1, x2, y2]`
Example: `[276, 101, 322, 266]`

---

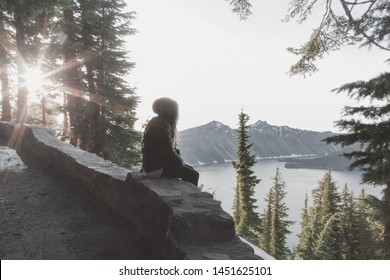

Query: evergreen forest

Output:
[232, 112, 385, 259]
[0, 0, 140, 169]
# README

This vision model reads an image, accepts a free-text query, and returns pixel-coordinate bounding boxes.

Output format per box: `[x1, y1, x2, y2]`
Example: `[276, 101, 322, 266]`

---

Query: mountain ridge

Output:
[177, 120, 342, 166]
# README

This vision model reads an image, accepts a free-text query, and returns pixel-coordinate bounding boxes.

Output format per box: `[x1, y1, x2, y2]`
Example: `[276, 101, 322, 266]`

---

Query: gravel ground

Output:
[0, 165, 150, 260]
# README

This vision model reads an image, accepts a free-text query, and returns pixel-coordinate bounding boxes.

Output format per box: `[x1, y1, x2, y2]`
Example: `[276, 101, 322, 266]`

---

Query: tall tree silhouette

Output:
[232, 111, 261, 244]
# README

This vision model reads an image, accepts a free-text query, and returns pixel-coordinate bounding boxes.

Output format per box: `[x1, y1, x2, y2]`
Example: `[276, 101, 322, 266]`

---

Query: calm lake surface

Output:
[196, 159, 384, 249]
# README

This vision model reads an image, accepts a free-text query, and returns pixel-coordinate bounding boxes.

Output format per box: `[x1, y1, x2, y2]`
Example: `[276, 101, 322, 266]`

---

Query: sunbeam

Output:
[24, 67, 45, 93]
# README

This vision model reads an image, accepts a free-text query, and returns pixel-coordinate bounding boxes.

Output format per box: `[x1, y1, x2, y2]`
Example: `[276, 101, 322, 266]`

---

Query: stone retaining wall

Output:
[0, 121, 261, 260]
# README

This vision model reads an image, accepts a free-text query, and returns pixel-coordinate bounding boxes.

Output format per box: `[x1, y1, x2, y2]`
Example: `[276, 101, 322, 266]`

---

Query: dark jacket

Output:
[142, 116, 183, 172]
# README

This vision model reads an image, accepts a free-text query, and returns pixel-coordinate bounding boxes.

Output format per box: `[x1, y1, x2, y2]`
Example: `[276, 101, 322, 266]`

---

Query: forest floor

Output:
[0, 153, 149, 260]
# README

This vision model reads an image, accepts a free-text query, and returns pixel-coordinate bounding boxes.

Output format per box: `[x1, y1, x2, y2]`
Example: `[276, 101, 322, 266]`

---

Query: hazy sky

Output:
[125, 0, 389, 132]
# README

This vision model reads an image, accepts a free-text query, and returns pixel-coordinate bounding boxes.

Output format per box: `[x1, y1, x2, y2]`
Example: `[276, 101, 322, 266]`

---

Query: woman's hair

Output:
[152, 97, 179, 142]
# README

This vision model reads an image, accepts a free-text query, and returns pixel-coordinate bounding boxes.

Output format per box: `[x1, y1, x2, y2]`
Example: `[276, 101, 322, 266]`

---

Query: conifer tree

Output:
[315, 212, 343, 259]
[324, 73, 390, 259]
[318, 171, 340, 219]
[76, 0, 140, 167]
[313, 171, 343, 259]
[338, 184, 378, 259]
[354, 189, 378, 259]
[296, 193, 312, 259]
[232, 111, 261, 244]
[268, 168, 293, 259]
[339, 184, 360, 259]
[13, 2, 28, 123]
[301, 193, 309, 230]
[297, 172, 381, 259]
[297, 207, 321, 259]
[297, 171, 343, 259]
[53, 0, 85, 144]
[299, 174, 328, 259]
[232, 181, 241, 228]
[0, 1, 51, 123]
[0, 0, 141, 168]
[259, 188, 273, 253]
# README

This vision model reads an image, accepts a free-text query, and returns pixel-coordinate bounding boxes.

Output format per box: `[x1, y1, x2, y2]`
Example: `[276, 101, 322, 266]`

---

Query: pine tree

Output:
[74, 0, 140, 168]
[354, 189, 378, 259]
[297, 171, 344, 259]
[12, 0, 30, 123]
[313, 171, 343, 259]
[296, 193, 311, 259]
[1, 0, 58, 123]
[0, 0, 141, 168]
[324, 73, 390, 259]
[300, 173, 329, 259]
[232, 180, 241, 228]
[315, 212, 343, 259]
[268, 168, 294, 259]
[259, 188, 273, 253]
[232, 111, 261, 244]
[297, 174, 382, 259]
[57, 0, 86, 144]
[318, 171, 340, 220]
[339, 184, 360, 259]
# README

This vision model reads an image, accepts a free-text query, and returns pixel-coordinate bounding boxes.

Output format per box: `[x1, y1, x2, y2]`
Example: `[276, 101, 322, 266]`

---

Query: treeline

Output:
[295, 171, 383, 259]
[232, 111, 385, 260]
[0, 0, 140, 168]
[238, 166, 384, 260]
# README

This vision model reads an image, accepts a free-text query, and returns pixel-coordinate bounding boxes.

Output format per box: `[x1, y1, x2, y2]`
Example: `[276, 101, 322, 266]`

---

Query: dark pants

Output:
[162, 164, 199, 186]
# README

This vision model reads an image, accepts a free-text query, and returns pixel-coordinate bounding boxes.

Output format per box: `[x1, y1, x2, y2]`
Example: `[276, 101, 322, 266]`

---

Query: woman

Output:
[142, 97, 199, 186]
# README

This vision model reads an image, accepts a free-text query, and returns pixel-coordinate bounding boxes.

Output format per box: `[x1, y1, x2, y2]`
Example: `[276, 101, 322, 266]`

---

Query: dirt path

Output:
[0, 165, 149, 259]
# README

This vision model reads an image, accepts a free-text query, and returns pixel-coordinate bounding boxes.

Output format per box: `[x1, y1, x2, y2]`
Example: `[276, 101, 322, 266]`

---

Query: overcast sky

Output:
[125, 0, 389, 132]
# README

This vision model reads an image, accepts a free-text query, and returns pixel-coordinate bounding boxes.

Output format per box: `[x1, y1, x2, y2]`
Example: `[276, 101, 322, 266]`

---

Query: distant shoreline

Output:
[192, 154, 319, 167]
[192, 152, 354, 172]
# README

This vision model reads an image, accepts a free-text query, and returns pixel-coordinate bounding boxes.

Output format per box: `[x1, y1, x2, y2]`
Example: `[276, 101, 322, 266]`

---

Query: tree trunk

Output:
[14, 9, 28, 124]
[384, 183, 390, 259]
[62, 7, 79, 145]
[0, 66, 11, 121]
[0, 11, 11, 122]
[62, 92, 69, 138]
[41, 93, 46, 125]
[93, 1, 107, 157]
[80, 0, 101, 153]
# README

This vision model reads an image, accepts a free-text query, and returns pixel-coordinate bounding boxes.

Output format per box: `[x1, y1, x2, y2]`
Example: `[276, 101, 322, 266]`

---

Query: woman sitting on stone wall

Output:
[141, 97, 199, 186]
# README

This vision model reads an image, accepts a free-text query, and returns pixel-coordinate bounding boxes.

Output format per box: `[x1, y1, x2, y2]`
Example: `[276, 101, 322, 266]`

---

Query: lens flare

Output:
[24, 68, 45, 93]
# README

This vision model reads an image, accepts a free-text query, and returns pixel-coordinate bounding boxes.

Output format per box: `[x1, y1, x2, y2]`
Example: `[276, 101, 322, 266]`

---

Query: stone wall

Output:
[0, 121, 261, 260]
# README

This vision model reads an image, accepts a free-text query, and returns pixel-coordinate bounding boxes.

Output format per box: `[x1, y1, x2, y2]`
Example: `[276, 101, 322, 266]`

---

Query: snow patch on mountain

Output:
[177, 120, 341, 166]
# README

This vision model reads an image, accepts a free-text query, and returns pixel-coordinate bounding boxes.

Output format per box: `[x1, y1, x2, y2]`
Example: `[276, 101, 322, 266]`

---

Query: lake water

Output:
[196, 159, 384, 250]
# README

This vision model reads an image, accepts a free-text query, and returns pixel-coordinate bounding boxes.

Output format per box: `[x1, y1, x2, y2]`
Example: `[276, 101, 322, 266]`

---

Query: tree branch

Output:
[339, 0, 390, 51]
